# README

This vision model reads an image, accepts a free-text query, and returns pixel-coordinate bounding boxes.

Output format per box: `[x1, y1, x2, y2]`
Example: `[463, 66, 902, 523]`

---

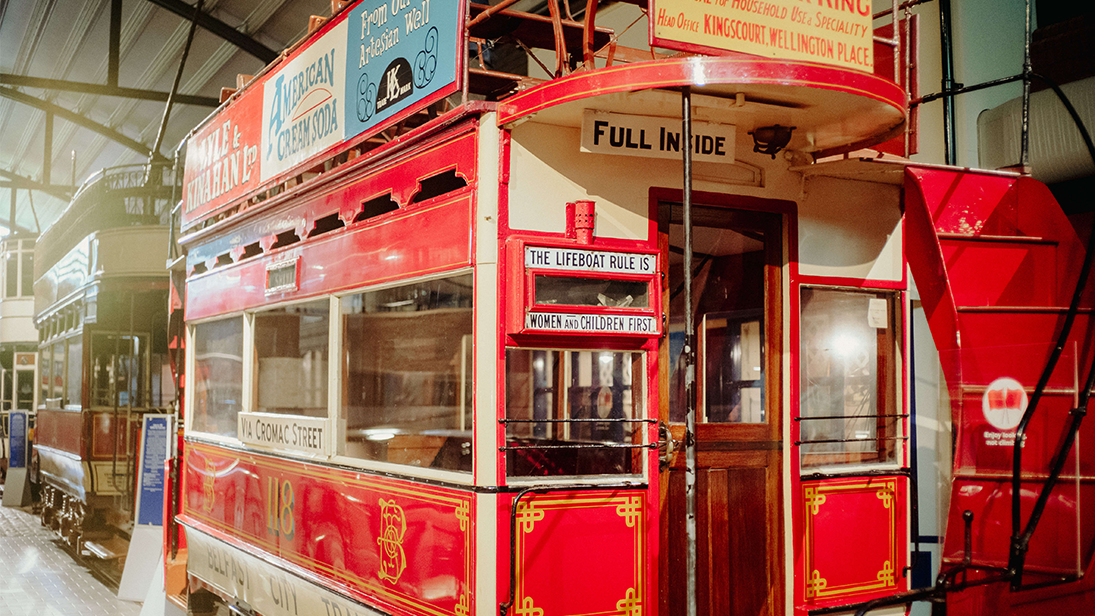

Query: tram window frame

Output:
[334, 272, 475, 478]
[250, 298, 331, 418]
[504, 348, 647, 481]
[187, 315, 246, 439]
[797, 286, 904, 470]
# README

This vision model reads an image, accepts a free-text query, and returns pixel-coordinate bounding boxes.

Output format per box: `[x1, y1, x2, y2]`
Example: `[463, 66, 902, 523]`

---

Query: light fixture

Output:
[749, 125, 796, 158]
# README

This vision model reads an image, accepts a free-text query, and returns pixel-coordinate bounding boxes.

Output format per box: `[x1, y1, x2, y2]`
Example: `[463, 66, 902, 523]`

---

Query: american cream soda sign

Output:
[650, 0, 875, 72]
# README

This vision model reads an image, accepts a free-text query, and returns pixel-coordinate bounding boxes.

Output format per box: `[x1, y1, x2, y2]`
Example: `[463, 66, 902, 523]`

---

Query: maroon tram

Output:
[165, 1, 1095, 616]
[34, 162, 175, 560]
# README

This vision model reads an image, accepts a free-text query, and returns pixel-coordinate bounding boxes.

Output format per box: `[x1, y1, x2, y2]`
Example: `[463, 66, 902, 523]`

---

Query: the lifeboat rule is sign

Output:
[650, 0, 874, 72]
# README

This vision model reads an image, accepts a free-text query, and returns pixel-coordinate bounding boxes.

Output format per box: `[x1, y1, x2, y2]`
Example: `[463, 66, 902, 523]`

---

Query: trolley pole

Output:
[681, 86, 698, 616]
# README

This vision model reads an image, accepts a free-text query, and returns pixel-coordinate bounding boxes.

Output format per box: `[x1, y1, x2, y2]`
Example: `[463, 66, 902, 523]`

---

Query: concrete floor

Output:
[0, 501, 142, 616]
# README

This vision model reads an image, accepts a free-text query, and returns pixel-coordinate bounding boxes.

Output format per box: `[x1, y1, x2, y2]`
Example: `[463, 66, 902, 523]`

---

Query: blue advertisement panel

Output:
[8, 411, 26, 469]
[136, 415, 172, 526]
[345, 0, 461, 139]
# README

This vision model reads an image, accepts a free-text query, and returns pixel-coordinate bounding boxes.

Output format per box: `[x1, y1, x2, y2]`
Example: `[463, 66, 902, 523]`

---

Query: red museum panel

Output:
[180, 443, 474, 616]
[801, 477, 905, 605]
[34, 408, 84, 455]
[512, 491, 648, 616]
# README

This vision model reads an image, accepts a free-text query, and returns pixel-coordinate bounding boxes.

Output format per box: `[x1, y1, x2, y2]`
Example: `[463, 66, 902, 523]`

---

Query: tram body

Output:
[171, 2, 1095, 616]
[33, 164, 175, 552]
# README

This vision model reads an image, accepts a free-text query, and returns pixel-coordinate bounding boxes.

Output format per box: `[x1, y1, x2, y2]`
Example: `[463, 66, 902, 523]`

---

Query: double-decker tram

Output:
[33, 162, 176, 561]
[170, 1, 1095, 616]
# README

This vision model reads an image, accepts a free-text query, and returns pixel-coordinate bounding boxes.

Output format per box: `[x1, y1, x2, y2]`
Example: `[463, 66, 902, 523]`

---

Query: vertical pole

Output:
[1019, 0, 1032, 171]
[681, 86, 698, 616]
[70, 151, 76, 189]
[939, 0, 957, 165]
[43, 112, 53, 189]
[108, 0, 122, 87]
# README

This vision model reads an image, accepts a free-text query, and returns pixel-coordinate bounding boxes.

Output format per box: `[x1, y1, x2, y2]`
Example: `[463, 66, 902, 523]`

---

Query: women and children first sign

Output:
[651, 0, 874, 72]
[183, 0, 462, 229]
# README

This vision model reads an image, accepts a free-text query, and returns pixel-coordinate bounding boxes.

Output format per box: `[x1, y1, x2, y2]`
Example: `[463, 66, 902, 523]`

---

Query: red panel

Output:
[35, 408, 84, 455]
[181, 442, 474, 616]
[800, 477, 906, 607]
[510, 491, 648, 616]
[940, 239, 1056, 307]
[185, 196, 473, 320]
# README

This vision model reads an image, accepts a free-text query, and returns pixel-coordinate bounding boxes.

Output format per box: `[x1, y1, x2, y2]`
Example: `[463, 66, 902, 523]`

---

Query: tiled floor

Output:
[0, 501, 141, 616]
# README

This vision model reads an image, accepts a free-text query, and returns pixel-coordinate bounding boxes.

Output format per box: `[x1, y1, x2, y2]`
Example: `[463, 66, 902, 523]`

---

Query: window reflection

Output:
[340, 274, 473, 472]
[191, 317, 243, 437]
[253, 300, 329, 417]
[505, 349, 644, 477]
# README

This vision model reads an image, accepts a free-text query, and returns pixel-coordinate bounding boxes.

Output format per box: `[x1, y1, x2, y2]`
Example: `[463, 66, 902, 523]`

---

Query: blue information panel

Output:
[136, 415, 172, 526]
[8, 411, 26, 469]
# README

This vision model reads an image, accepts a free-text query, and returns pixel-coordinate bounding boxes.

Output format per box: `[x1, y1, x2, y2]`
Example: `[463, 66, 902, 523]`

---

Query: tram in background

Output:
[168, 1, 1095, 616]
[33, 162, 175, 563]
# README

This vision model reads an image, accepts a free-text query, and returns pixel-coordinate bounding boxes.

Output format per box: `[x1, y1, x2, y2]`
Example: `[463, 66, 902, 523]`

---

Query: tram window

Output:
[191, 317, 243, 437]
[505, 349, 645, 477]
[90, 334, 148, 408]
[5, 253, 16, 298]
[254, 300, 329, 417]
[798, 288, 900, 468]
[66, 336, 82, 408]
[340, 274, 474, 472]
[21, 250, 32, 297]
[534, 276, 650, 308]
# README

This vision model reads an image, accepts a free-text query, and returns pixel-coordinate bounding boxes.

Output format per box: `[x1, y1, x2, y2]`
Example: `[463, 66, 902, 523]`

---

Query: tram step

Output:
[84, 535, 128, 560]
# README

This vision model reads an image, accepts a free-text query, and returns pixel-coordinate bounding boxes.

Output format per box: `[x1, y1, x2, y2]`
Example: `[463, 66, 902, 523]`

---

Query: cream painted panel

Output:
[95, 227, 170, 276]
[508, 122, 801, 240]
[797, 176, 903, 282]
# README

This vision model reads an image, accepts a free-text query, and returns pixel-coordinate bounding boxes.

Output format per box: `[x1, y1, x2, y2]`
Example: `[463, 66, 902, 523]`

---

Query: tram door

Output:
[659, 202, 784, 616]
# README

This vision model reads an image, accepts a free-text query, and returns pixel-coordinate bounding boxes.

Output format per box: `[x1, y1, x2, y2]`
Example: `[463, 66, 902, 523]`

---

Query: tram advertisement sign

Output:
[8, 410, 26, 468]
[135, 414, 174, 526]
[650, 0, 874, 73]
[580, 110, 736, 164]
[183, 0, 463, 228]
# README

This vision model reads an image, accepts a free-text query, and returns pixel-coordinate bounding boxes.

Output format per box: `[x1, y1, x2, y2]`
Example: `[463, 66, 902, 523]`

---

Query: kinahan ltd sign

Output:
[182, 0, 464, 230]
[650, 0, 874, 72]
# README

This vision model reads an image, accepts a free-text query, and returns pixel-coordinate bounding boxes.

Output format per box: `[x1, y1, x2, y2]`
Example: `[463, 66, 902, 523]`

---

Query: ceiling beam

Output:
[0, 169, 72, 201]
[0, 86, 167, 162]
[0, 74, 221, 107]
[144, 0, 279, 64]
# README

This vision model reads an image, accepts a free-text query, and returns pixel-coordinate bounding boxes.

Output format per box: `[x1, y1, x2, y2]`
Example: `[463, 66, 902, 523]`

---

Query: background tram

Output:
[167, 2, 1095, 616]
[33, 162, 175, 563]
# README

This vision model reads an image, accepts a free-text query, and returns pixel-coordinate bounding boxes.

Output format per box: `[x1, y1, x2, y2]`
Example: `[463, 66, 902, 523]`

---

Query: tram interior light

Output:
[750, 125, 795, 158]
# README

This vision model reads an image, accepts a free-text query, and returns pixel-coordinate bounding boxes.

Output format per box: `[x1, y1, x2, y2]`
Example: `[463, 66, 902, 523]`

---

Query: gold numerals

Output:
[266, 477, 295, 540]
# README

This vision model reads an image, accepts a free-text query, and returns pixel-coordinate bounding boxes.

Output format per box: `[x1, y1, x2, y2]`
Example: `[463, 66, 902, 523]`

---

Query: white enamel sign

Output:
[581, 110, 735, 163]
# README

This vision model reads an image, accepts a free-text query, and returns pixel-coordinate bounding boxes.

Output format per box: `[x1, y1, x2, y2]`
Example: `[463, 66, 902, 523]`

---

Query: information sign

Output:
[525, 246, 656, 275]
[581, 110, 735, 163]
[238, 412, 331, 457]
[526, 312, 659, 335]
[8, 410, 25, 469]
[135, 414, 174, 526]
[650, 0, 874, 72]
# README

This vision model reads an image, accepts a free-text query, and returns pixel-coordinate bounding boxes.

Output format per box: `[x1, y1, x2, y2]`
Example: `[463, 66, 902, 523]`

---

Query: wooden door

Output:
[658, 201, 784, 616]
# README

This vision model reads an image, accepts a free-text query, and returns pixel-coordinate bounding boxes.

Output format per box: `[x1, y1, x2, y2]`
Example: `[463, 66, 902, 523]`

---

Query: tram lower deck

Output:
[168, 2, 1095, 615]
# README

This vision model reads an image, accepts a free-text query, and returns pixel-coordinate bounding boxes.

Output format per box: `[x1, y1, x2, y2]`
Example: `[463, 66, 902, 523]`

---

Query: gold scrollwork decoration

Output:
[377, 498, 408, 584]
[456, 501, 471, 532]
[806, 570, 828, 598]
[455, 593, 471, 616]
[616, 587, 642, 616]
[202, 460, 216, 512]
[876, 487, 894, 509]
[515, 596, 543, 616]
[516, 500, 544, 534]
[616, 496, 643, 529]
[877, 560, 895, 586]
[804, 487, 827, 515]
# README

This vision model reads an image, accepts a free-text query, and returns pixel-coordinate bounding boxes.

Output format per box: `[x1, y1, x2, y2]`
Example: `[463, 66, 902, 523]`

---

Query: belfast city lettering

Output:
[266, 49, 341, 163]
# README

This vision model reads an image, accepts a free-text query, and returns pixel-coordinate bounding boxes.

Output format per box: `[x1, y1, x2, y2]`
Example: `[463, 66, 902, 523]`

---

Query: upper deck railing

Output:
[37, 162, 176, 277]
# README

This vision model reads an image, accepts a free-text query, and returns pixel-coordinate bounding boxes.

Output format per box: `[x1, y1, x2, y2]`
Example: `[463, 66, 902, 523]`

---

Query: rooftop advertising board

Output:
[650, 0, 874, 73]
[182, 0, 464, 230]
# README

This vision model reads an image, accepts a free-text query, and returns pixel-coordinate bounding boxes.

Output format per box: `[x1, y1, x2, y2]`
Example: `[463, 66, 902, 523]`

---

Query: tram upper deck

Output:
[172, 3, 1095, 616]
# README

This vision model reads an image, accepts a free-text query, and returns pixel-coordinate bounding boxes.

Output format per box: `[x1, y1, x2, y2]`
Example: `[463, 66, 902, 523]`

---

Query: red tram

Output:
[168, 2, 1095, 616]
